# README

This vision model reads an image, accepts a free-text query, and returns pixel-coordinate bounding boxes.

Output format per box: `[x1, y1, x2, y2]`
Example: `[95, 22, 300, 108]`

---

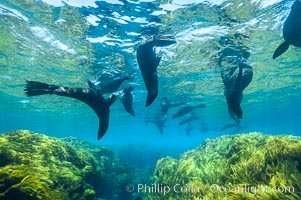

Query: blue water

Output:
[1, 0, 301, 160]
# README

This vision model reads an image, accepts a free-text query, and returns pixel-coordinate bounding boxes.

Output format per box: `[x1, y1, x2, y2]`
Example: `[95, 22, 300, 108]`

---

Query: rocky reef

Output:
[0, 130, 133, 200]
[147, 132, 301, 200]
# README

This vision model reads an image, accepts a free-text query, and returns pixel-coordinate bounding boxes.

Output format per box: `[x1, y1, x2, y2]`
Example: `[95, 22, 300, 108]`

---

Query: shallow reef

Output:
[0, 130, 133, 200]
[145, 132, 301, 200]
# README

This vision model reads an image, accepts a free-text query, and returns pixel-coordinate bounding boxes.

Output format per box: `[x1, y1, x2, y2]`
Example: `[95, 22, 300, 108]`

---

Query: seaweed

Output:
[0, 130, 134, 200]
[149, 132, 301, 200]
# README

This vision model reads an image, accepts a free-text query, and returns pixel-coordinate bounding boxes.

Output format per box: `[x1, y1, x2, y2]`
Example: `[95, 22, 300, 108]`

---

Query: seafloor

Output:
[0, 130, 300, 200]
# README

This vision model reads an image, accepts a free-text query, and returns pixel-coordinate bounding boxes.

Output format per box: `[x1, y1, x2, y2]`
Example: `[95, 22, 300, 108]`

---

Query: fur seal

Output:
[221, 61, 253, 123]
[88, 76, 132, 95]
[160, 97, 186, 116]
[185, 123, 194, 137]
[145, 117, 166, 135]
[179, 115, 199, 126]
[120, 85, 135, 116]
[136, 35, 176, 107]
[199, 122, 209, 133]
[172, 104, 205, 119]
[24, 80, 118, 140]
[221, 122, 240, 132]
[221, 122, 246, 134]
[273, 0, 301, 59]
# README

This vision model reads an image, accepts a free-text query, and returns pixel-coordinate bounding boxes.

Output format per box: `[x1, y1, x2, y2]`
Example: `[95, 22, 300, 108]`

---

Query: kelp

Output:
[0, 130, 133, 200]
[147, 132, 301, 200]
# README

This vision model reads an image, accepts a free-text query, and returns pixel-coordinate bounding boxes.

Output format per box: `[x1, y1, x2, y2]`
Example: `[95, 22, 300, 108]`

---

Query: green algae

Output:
[148, 132, 301, 200]
[0, 130, 133, 200]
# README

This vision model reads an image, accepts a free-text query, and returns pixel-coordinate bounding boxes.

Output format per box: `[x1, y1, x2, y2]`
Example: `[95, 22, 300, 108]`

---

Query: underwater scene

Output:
[0, 0, 301, 199]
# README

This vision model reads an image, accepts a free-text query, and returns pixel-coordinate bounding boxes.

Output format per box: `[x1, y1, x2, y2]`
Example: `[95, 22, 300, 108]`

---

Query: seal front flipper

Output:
[98, 94, 119, 140]
[97, 114, 109, 140]
[99, 94, 119, 139]
[273, 41, 290, 59]
[24, 80, 59, 96]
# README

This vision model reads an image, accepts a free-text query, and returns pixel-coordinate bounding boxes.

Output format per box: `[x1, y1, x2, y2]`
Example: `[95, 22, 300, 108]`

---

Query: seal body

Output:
[273, 0, 301, 59]
[179, 115, 199, 126]
[160, 97, 186, 116]
[137, 35, 176, 106]
[145, 117, 166, 135]
[121, 86, 135, 116]
[172, 104, 205, 119]
[221, 62, 253, 123]
[24, 80, 118, 140]
[88, 76, 132, 95]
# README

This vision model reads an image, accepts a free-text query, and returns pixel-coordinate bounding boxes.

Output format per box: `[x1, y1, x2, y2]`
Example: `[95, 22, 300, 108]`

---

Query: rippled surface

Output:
[0, 0, 301, 150]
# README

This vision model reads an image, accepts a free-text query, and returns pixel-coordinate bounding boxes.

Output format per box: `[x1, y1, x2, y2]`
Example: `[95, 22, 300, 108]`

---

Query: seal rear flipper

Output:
[24, 80, 59, 97]
[87, 79, 98, 90]
[124, 106, 135, 116]
[273, 41, 290, 59]
[97, 115, 109, 140]
[121, 99, 136, 116]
